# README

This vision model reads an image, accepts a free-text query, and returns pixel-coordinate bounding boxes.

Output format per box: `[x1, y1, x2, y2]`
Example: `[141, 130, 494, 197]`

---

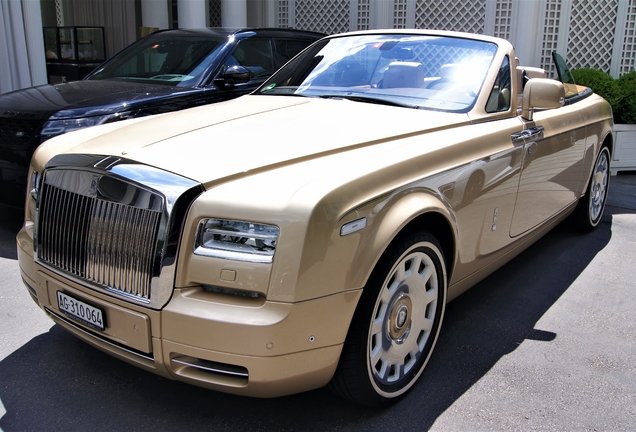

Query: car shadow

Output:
[0, 205, 23, 260]
[0, 204, 615, 430]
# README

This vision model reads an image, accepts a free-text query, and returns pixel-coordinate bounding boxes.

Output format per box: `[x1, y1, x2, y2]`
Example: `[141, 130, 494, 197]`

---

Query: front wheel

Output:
[573, 146, 610, 231]
[329, 232, 447, 406]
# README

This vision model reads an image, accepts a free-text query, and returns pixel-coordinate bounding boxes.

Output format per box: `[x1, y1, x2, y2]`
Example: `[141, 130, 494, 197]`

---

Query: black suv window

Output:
[222, 39, 275, 80]
[274, 39, 314, 64]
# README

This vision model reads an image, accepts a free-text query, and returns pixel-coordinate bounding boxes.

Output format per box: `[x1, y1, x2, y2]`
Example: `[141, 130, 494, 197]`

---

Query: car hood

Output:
[37, 95, 471, 186]
[0, 80, 203, 120]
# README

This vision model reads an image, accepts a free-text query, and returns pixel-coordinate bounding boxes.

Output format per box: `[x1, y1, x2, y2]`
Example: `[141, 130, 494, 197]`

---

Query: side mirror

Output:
[521, 78, 565, 121]
[218, 65, 251, 85]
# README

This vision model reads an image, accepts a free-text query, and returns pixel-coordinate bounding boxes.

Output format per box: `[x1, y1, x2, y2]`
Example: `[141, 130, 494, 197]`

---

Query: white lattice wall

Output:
[394, 0, 408, 28]
[356, 0, 370, 30]
[294, 0, 350, 34]
[492, 0, 512, 40]
[209, 0, 221, 27]
[55, 0, 64, 26]
[538, 0, 563, 77]
[270, 0, 635, 76]
[278, 0, 289, 27]
[414, 0, 486, 34]
[616, 0, 636, 75]
[567, 0, 618, 73]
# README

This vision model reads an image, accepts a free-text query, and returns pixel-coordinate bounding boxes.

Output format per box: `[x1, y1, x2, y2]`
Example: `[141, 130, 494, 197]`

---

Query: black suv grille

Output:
[0, 118, 44, 148]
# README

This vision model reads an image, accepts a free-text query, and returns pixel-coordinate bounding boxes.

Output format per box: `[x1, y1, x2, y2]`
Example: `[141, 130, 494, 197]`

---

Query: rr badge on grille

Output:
[89, 175, 99, 197]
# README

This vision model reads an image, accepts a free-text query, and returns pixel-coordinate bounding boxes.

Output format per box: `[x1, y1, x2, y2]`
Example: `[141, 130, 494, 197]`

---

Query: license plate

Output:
[57, 291, 105, 331]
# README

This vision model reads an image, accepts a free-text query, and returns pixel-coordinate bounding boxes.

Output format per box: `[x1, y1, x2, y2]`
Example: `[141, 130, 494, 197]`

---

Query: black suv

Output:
[0, 28, 324, 208]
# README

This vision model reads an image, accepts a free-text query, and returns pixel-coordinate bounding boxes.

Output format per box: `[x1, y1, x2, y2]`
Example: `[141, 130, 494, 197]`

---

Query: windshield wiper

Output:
[319, 94, 419, 109]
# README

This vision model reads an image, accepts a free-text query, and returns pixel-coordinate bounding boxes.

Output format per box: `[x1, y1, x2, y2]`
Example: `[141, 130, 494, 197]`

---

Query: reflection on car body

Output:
[17, 30, 613, 407]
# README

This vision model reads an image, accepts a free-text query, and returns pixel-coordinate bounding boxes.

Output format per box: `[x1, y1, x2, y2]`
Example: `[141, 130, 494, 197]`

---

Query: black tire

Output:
[573, 146, 610, 231]
[329, 232, 447, 406]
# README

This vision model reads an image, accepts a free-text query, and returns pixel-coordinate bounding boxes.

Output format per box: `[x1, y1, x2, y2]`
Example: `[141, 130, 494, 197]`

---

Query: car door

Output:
[509, 101, 587, 237]
[509, 54, 588, 237]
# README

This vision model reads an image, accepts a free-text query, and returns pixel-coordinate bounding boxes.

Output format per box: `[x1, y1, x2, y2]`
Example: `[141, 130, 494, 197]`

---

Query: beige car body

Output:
[17, 30, 613, 399]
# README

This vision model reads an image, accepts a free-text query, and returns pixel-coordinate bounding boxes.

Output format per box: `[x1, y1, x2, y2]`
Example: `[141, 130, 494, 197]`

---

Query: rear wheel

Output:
[329, 232, 447, 406]
[573, 146, 610, 231]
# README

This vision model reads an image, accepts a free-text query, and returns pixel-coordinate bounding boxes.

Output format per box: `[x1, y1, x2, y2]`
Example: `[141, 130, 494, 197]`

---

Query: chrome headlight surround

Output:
[194, 218, 279, 264]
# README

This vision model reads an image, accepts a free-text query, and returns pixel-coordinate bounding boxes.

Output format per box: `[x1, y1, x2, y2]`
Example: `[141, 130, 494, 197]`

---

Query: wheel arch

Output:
[603, 128, 614, 156]
[361, 192, 457, 292]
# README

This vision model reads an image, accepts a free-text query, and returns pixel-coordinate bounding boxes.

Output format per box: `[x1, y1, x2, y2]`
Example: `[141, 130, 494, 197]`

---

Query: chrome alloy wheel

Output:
[589, 148, 609, 223]
[368, 245, 441, 390]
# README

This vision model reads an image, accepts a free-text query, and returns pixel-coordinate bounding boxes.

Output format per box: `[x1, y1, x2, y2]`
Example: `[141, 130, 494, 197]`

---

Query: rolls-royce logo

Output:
[90, 175, 100, 196]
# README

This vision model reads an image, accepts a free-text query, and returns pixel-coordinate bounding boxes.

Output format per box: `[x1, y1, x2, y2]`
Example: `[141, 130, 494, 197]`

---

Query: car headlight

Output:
[194, 218, 279, 263]
[40, 112, 131, 139]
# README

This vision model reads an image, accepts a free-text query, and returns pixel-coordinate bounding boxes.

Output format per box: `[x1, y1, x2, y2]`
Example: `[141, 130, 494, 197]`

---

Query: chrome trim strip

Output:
[171, 356, 249, 378]
[22, 277, 38, 299]
[193, 246, 274, 264]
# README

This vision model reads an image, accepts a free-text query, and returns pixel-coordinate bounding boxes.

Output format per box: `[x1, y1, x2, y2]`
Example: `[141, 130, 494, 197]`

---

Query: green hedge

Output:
[571, 68, 636, 124]
[617, 70, 636, 124]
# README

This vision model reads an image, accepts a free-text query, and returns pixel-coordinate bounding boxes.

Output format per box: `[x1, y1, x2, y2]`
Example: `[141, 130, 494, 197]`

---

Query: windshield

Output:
[87, 33, 226, 87]
[257, 34, 498, 112]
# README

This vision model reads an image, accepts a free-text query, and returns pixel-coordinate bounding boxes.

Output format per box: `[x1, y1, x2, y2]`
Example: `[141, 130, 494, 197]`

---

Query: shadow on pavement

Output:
[0, 205, 23, 260]
[0, 205, 614, 430]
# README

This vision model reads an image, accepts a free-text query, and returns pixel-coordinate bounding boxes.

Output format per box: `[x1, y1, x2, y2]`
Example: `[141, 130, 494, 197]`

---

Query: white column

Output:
[511, 0, 543, 67]
[22, 0, 47, 86]
[177, 0, 207, 28]
[221, 0, 247, 27]
[610, 0, 630, 78]
[370, 0, 393, 30]
[0, 0, 32, 93]
[141, 0, 170, 29]
[264, 0, 278, 27]
[222, 0, 247, 27]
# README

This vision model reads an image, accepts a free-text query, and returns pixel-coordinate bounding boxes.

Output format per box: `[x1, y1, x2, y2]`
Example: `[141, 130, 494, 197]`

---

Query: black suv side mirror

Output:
[218, 65, 251, 85]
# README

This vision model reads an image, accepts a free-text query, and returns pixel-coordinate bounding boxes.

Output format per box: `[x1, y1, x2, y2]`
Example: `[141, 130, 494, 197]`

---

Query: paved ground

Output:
[0, 173, 635, 431]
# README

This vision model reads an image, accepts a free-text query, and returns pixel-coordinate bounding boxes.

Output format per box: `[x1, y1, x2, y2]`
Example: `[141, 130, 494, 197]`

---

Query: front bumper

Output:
[17, 228, 361, 398]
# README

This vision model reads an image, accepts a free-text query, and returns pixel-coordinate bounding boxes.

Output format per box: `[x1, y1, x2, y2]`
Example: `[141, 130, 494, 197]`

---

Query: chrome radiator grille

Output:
[38, 183, 161, 301]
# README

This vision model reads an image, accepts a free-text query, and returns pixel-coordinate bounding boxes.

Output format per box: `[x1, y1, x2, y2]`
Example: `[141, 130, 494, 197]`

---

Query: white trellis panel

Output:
[566, 0, 618, 73]
[268, 0, 635, 77]
[611, 0, 636, 77]
[414, 0, 486, 34]
[356, 0, 370, 30]
[209, 0, 221, 27]
[279, 0, 351, 34]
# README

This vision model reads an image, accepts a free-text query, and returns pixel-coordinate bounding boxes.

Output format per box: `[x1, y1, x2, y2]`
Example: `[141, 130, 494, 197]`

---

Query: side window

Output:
[274, 39, 314, 66]
[111, 48, 167, 77]
[485, 55, 512, 113]
[222, 39, 275, 80]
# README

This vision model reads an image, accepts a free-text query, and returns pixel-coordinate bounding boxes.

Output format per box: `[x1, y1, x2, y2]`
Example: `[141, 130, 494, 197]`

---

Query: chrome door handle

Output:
[511, 126, 544, 142]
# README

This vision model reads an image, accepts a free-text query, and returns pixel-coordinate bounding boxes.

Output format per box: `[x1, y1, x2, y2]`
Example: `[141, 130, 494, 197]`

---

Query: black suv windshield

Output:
[87, 33, 226, 87]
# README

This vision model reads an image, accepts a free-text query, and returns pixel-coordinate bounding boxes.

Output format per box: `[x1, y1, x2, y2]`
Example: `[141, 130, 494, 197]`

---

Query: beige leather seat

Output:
[383, 62, 425, 88]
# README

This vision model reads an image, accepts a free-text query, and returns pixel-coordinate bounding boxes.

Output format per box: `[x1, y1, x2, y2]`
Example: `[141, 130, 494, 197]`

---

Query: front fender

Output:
[342, 187, 456, 296]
